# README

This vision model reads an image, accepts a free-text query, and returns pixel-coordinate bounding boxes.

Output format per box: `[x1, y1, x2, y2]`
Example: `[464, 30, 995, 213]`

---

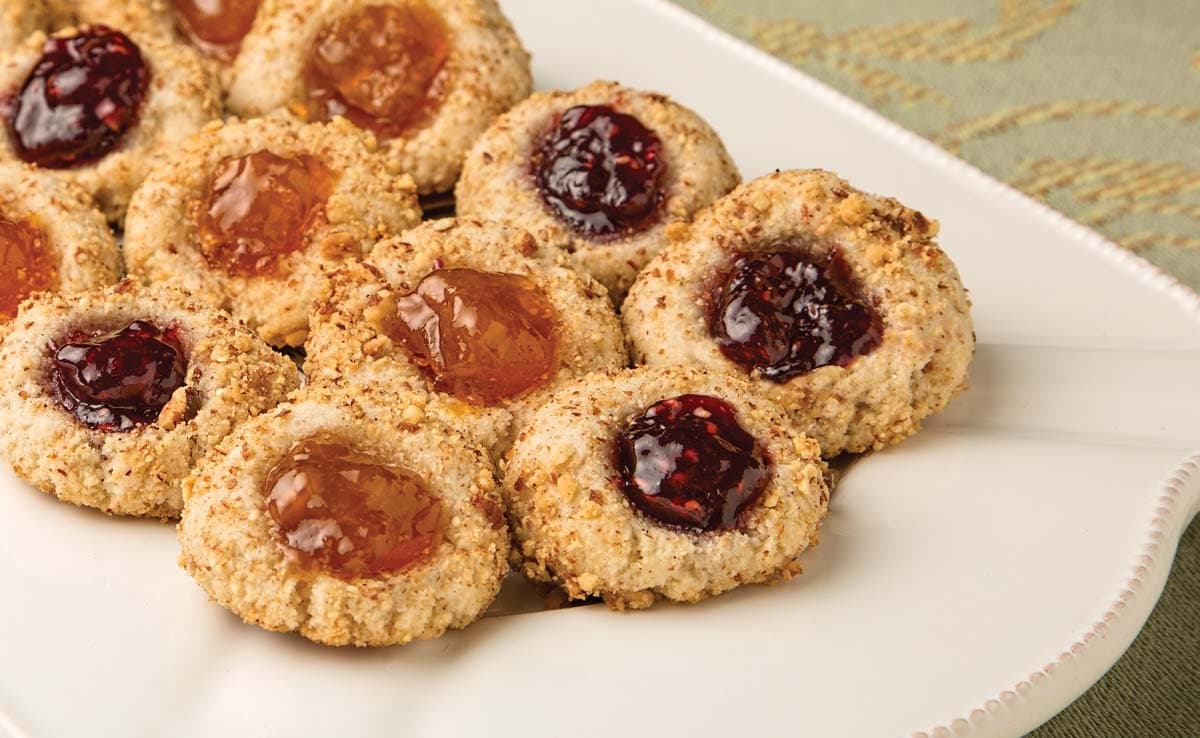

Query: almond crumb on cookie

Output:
[123, 115, 422, 347]
[178, 383, 509, 646]
[504, 366, 829, 610]
[226, 0, 532, 196]
[456, 80, 740, 300]
[0, 282, 299, 518]
[623, 169, 974, 456]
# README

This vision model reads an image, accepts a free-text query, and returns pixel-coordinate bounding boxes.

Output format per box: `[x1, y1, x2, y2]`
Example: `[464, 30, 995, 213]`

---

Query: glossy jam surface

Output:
[615, 394, 770, 532]
[196, 150, 335, 276]
[304, 2, 451, 137]
[52, 321, 186, 432]
[172, 0, 260, 60]
[709, 249, 882, 382]
[533, 104, 666, 239]
[4, 26, 149, 169]
[264, 437, 446, 579]
[389, 268, 560, 405]
[0, 214, 56, 320]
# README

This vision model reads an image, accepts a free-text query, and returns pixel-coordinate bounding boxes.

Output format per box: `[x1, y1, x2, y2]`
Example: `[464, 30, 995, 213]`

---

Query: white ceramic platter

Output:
[3, 1, 1199, 737]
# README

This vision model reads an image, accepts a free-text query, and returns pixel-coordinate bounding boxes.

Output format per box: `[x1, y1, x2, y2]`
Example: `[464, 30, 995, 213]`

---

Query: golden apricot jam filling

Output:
[387, 267, 560, 405]
[264, 436, 447, 579]
[194, 150, 335, 276]
[0, 213, 56, 320]
[303, 1, 451, 137]
[172, 0, 260, 60]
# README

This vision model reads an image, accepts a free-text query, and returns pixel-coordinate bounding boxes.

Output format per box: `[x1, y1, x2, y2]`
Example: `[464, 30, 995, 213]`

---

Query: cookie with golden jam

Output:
[179, 383, 509, 646]
[0, 162, 120, 328]
[227, 0, 531, 196]
[124, 115, 422, 347]
[305, 218, 626, 454]
[75, 0, 264, 68]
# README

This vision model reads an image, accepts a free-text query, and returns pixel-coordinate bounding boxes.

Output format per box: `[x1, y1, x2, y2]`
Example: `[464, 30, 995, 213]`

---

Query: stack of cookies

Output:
[0, 0, 973, 647]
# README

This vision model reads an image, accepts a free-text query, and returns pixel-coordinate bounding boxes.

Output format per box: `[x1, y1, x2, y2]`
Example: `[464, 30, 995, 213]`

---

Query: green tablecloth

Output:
[670, 1, 1200, 735]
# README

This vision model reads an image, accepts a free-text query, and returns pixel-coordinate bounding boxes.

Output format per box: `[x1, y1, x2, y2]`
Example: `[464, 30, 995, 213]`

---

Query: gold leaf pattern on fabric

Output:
[673, 0, 1200, 291]
[670, 3, 1199, 736]
[934, 101, 1200, 153]
[1012, 157, 1200, 251]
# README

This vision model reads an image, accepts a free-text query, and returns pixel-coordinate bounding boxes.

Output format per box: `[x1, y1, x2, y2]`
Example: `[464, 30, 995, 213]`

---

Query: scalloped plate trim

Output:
[634, 1, 1200, 736]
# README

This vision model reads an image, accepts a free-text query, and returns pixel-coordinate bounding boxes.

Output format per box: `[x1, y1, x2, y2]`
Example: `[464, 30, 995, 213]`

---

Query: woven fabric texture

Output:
[669, 1, 1200, 735]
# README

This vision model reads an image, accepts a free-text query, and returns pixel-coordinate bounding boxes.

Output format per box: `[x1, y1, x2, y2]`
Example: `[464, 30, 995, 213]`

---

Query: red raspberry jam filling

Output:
[51, 321, 186, 432]
[195, 150, 335, 276]
[709, 249, 882, 382]
[4, 26, 150, 169]
[533, 105, 666, 239]
[615, 394, 770, 532]
[172, 0, 260, 60]
[303, 2, 451, 137]
[388, 268, 561, 405]
[0, 213, 57, 321]
[264, 436, 447, 579]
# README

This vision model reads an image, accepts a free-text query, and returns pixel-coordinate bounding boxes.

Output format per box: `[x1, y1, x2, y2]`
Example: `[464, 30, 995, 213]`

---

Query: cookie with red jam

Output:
[226, 0, 531, 196]
[504, 366, 829, 610]
[0, 281, 299, 517]
[0, 162, 120, 327]
[305, 218, 626, 454]
[0, 24, 220, 221]
[623, 169, 975, 457]
[456, 80, 740, 300]
[124, 115, 422, 347]
[178, 383, 509, 646]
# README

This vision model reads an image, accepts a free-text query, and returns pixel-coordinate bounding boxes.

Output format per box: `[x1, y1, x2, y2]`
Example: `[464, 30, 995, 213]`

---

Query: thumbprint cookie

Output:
[0, 162, 121, 326]
[75, 0, 264, 66]
[178, 383, 509, 647]
[226, 0, 532, 196]
[456, 80, 740, 299]
[623, 169, 975, 457]
[124, 115, 422, 347]
[504, 366, 829, 611]
[0, 0, 50, 55]
[0, 281, 300, 518]
[0, 25, 220, 221]
[305, 218, 626, 454]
